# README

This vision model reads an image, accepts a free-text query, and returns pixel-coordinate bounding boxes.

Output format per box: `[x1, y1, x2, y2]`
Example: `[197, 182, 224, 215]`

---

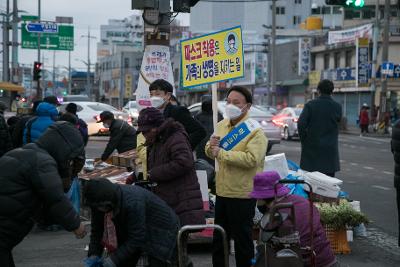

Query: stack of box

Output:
[111, 149, 136, 168]
[303, 172, 343, 199]
[80, 166, 131, 184]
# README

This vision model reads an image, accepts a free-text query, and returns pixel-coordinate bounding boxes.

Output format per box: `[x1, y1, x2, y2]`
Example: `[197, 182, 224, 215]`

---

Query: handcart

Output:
[253, 179, 316, 267]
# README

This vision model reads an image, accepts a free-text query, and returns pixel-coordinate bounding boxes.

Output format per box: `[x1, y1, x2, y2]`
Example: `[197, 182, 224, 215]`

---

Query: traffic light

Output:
[173, 0, 200, 13]
[325, 0, 364, 8]
[33, 61, 42, 81]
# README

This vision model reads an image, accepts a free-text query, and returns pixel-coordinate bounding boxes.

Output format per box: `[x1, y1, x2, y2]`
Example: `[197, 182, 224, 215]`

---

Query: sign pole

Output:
[212, 82, 219, 170]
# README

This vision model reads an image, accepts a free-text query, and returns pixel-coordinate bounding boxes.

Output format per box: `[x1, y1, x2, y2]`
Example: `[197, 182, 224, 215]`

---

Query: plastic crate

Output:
[323, 225, 351, 254]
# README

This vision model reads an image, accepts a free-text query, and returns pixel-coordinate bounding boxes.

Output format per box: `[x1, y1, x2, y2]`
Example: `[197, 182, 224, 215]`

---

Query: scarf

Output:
[101, 212, 118, 253]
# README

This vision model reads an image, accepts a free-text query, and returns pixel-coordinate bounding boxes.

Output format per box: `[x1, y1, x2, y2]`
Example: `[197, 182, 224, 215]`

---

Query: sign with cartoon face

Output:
[180, 26, 244, 89]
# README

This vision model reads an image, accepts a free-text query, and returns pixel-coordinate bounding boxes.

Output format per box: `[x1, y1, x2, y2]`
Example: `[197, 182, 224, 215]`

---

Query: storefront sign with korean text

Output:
[180, 26, 244, 88]
[356, 38, 369, 86]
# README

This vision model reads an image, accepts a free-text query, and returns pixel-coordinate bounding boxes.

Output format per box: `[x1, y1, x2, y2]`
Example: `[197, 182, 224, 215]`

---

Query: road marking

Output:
[350, 145, 356, 149]
[363, 166, 374, 170]
[359, 146, 366, 150]
[350, 162, 358, 166]
[340, 159, 345, 163]
[383, 171, 394, 175]
[380, 149, 389, 152]
[371, 185, 391, 191]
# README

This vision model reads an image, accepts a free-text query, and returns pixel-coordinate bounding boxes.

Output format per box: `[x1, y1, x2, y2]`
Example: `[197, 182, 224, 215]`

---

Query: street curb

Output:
[340, 131, 391, 139]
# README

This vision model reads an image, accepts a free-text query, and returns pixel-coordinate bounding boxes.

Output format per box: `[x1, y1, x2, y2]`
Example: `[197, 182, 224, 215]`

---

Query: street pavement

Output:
[13, 134, 400, 266]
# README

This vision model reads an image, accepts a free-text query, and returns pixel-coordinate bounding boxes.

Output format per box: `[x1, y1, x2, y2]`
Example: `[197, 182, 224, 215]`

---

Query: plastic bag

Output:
[285, 174, 308, 199]
[83, 256, 103, 267]
[66, 177, 80, 213]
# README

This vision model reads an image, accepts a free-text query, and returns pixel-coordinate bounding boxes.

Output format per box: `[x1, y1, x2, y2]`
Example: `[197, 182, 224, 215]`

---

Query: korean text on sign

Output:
[180, 26, 244, 88]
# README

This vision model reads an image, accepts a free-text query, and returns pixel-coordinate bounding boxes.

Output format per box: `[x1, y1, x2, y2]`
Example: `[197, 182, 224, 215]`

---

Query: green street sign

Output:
[21, 15, 39, 21]
[21, 23, 74, 51]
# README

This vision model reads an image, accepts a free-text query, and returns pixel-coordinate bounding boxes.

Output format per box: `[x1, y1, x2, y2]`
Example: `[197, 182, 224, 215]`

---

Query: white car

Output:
[122, 101, 139, 125]
[60, 101, 131, 135]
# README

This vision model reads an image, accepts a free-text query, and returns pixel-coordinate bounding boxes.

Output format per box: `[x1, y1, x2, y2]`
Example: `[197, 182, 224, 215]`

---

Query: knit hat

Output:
[249, 171, 290, 199]
[66, 103, 78, 114]
[83, 178, 118, 206]
[0, 101, 7, 112]
[137, 107, 165, 133]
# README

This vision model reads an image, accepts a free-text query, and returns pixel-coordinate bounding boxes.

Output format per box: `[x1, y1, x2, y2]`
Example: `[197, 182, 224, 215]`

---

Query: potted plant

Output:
[316, 200, 369, 254]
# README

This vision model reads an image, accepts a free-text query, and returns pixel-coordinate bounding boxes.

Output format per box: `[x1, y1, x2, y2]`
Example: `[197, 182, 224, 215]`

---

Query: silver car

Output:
[188, 101, 281, 153]
[272, 107, 303, 140]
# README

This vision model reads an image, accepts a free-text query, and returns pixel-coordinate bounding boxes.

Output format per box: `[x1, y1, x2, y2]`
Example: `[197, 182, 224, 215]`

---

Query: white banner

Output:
[136, 45, 175, 110]
[328, 24, 372, 45]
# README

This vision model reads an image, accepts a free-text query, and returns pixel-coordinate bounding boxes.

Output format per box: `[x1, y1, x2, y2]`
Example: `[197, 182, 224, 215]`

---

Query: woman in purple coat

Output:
[137, 107, 205, 226]
[250, 171, 337, 267]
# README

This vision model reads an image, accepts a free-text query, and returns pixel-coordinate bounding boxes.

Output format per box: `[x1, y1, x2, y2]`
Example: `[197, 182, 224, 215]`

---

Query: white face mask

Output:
[225, 104, 244, 120]
[150, 96, 166, 109]
[103, 122, 110, 128]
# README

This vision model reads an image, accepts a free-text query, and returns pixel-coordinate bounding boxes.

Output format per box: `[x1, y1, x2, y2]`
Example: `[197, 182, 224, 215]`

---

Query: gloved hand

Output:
[83, 256, 102, 267]
[103, 257, 117, 267]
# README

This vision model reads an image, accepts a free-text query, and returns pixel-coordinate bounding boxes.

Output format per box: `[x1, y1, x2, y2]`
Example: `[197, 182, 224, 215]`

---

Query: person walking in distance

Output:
[298, 79, 342, 177]
[359, 103, 370, 136]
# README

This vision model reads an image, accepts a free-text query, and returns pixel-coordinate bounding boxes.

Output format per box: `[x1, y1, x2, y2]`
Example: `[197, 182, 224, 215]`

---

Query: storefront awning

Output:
[0, 82, 24, 92]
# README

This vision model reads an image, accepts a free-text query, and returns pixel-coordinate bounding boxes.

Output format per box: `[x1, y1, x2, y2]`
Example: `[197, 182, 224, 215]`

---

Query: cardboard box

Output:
[111, 149, 136, 168]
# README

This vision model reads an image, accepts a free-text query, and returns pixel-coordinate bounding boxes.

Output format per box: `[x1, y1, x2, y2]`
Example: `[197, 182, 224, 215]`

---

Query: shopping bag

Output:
[66, 177, 80, 213]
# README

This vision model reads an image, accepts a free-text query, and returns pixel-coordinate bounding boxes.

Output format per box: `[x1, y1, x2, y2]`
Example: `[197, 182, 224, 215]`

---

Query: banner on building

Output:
[125, 74, 132, 98]
[356, 38, 369, 87]
[136, 45, 175, 110]
[180, 26, 244, 89]
[328, 24, 372, 45]
[308, 70, 321, 86]
[298, 37, 311, 76]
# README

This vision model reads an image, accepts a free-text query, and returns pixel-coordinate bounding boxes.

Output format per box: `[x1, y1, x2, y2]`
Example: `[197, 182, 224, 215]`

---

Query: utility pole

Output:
[37, 0, 42, 99]
[2, 0, 10, 82]
[81, 27, 95, 98]
[370, 0, 380, 115]
[119, 51, 124, 109]
[269, 0, 276, 106]
[68, 50, 71, 94]
[380, 0, 390, 116]
[11, 0, 18, 84]
[52, 50, 56, 95]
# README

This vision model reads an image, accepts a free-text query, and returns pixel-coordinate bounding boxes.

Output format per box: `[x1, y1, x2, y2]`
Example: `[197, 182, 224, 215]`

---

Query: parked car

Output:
[61, 94, 91, 102]
[272, 107, 303, 140]
[59, 101, 131, 135]
[122, 101, 139, 125]
[188, 101, 281, 153]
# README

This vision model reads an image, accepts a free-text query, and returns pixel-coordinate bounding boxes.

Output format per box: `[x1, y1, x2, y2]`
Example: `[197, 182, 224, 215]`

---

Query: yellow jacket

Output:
[205, 114, 268, 198]
[136, 133, 148, 179]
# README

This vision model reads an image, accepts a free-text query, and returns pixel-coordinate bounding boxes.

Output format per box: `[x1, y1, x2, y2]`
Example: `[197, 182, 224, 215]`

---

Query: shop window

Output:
[333, 7, 342, 14]
[334, 52, 341, 69]
[322, 6, 331, 15]
[312, 7, 321, 15]
[345, 50, 353, 67]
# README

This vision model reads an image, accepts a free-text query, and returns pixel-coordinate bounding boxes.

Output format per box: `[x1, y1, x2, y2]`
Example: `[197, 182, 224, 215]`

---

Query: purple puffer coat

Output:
[147, 119, 205, 226]
[275, 194, 336, 267]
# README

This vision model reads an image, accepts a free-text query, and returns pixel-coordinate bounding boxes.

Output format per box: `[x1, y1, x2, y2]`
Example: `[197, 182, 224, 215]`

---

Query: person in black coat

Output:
[0, 101, 13, 157]
[0, 121, 87, 267]
[391, 120, 400, 246]
[98, 111, 137, 162]
[194, 95, 223, 166]
[149, 79, 206, 150]
[65, 102, 89, 146]
[84, 178, 180, 267]
[298, 79, 342, 177]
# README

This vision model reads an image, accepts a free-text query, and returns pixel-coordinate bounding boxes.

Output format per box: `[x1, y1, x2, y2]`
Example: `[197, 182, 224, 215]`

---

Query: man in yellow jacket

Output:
[205, 86, 267, 267]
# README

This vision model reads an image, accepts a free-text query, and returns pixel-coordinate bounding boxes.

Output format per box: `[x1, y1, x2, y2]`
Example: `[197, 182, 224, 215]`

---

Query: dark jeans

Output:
[397, 187, 400, 247]
[212, 196, 256, 267]
[360, 124, 369, 134]
[130, 249, 176, 267]
[0, 249, 15, 267]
